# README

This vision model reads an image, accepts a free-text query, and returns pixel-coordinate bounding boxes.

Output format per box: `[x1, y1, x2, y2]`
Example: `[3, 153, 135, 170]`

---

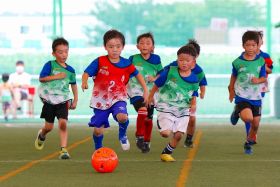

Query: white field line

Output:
[2, 159, 280, 163]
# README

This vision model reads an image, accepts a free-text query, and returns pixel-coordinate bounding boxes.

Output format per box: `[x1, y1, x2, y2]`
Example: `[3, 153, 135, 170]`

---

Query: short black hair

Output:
[137, 32, 155, 45]
[177, 45, 197, 57]
[2, 73, 9, 82]
[242, 30, 259, 45]
[16, 60, 24, 65]
[103, 29, 125, 46]
[52, 37, 69, 52]
[187, 39, 200, 56]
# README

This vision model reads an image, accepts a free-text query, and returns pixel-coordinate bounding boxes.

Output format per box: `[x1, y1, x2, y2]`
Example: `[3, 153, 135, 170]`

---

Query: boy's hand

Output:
[251, 77, 259, 84]
[190, 104, 196, 113]
[146, 75, 156, 83]
[143, 90, 149, 106]
[54, 72, 66, 80]
[229, 90, 235, 103]
[81, 82, 88, 92]
[69, 100, 77, 110]
[147, 94, 154, 107]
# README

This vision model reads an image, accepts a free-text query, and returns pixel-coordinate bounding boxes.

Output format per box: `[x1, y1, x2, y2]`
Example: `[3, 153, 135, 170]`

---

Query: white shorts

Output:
[157, 112, 189, 133]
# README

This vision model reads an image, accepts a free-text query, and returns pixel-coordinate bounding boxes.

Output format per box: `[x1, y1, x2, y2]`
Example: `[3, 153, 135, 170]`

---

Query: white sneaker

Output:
[119, 135, 130, 151]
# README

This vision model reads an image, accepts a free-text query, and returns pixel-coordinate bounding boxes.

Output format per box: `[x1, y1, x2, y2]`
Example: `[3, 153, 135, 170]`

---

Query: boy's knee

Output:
[59, 120, 67, 131]
[94, 128, 103, 136]
[174, 132, 183, 140]
[160, 131, 170, 138]
[116, 114, 128, 124]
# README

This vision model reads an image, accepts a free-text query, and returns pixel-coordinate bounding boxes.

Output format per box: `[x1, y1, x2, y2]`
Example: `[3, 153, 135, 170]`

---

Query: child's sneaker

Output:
[230, 109, 239, 125]
[141, 142, 150, 153]
[136, 136, 144, 150]
[59, 148, 71, 159]
[184, 139, 194, 148]
[119, 135, 130, 151]
[34, 129, 45, 150]
[244, 142, 252, 154]
[160, 154, 175, 162]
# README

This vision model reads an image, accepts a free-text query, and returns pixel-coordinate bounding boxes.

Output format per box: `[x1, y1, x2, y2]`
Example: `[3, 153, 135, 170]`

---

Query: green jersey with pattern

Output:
[127, 54, 162, 98]
[233, 57, 265, 100]
[38, 60, 76, 104]
[156, 66, 199, 117]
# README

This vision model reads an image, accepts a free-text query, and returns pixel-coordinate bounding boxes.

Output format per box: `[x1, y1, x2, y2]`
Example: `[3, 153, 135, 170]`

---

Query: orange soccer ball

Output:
[91, 147, 119, 173]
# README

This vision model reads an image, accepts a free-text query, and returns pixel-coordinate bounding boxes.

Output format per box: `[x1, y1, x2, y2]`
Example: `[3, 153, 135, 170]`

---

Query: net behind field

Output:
[0, 50, 277, 119]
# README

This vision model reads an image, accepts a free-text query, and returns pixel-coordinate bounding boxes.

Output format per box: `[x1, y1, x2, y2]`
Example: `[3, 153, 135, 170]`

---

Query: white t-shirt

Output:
[8, 72, 32, 93]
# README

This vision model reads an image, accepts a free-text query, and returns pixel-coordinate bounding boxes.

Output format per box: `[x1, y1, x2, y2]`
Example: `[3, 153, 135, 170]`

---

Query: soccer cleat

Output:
[160, 154, 175, 162]
[184, 139, 194, 148]
[136, 136, 144, 150]
[34, 129, 45, 150]
[141, 142, 150, 153]
[230, 108, 239, 125]
[119, 135, 130, 151]
[244, 142, 252, 154]
[59, 148, 71, 159]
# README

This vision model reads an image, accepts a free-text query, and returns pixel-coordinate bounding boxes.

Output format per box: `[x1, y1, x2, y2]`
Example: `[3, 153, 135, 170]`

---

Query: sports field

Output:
[1, 119, 280, 187]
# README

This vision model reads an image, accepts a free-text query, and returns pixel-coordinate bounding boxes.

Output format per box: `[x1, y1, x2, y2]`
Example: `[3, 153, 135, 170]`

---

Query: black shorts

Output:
[132, 97, 154, 119]
[236, 102, 262, 117]
[40, 102, 69, 123]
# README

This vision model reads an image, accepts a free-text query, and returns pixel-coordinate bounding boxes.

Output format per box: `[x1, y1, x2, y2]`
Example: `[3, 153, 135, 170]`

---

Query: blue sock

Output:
[93, 134, 103, 150]
[119, 120, 129, 140]
[245, 122, 250, 137]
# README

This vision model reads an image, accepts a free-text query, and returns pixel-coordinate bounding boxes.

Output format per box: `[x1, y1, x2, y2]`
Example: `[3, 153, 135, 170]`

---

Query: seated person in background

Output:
[0, 73, 14, 121]
[8, 60, 32, 113]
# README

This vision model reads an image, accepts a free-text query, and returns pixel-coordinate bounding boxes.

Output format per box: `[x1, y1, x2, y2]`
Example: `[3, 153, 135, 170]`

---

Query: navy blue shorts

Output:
[88, 101, 128, 128]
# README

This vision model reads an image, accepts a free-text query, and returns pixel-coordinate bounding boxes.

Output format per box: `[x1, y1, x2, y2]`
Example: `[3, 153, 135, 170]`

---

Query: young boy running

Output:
[163, 39, 207, 148]
[82, 29, 148, 151]
[242, 31, 273, 143]
[127, 32, 163, 153]
[228, 30, 266, 154]
[35, 37, 78, 159]
[148, 45, 199, 162]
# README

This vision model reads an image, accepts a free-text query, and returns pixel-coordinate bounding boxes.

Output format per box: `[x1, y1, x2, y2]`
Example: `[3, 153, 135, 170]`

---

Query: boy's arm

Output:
[251, 65, 267, 84]
[199, 86, 206, 99]
[39, 73, 66, 82]
[148, 85, 158, 106]
[135, 73, 149, 104]
[228, 74, 236, 103]
[251, 76, 267, 84]
[190, 96, 197, 113]
[70, 84, 78, 109]
[81, 72, 89, 92]
[265, 65, 272, 74]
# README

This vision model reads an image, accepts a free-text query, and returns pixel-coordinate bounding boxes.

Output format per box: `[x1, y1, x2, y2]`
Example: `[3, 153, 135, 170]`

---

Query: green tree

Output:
[85, 0, 152, 46]
[85, 0, 265, 46]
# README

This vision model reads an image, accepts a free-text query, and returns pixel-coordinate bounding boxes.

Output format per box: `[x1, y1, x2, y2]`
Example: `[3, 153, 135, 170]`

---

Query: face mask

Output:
[16, 65, 24, 73]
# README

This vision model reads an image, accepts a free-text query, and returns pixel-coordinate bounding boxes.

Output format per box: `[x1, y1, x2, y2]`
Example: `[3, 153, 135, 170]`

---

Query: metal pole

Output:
[266, 0, 271, 54]
[58, 0, 63, 36]
[52, 0, 57, 39]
